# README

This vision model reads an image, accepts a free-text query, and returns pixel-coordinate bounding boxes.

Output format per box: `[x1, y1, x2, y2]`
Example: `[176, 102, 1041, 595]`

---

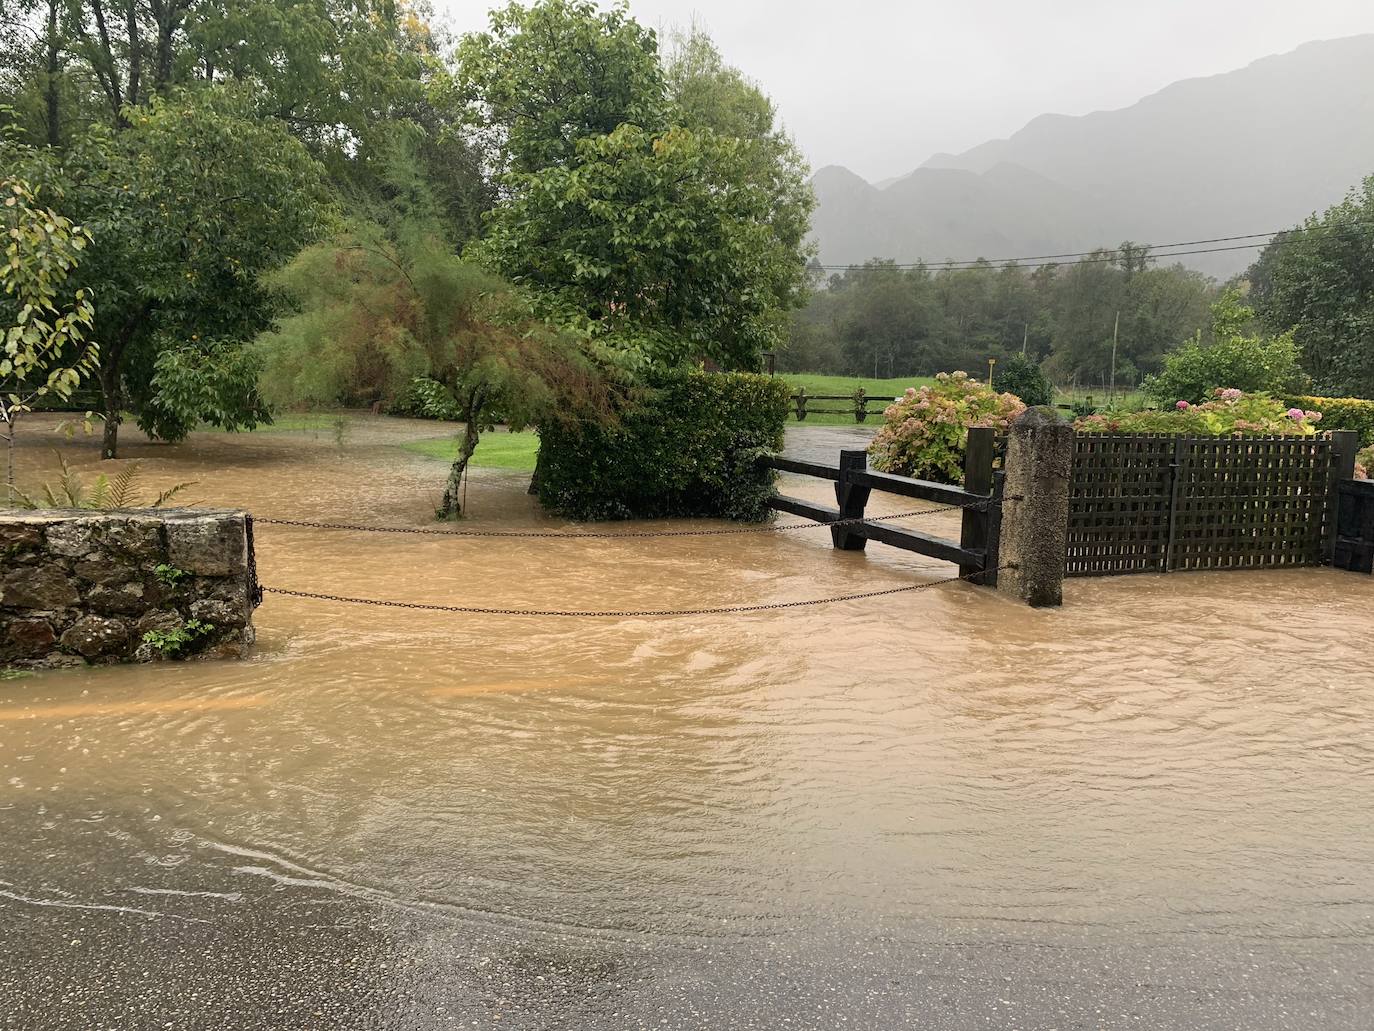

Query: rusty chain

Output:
[261, 567, 1002, 619]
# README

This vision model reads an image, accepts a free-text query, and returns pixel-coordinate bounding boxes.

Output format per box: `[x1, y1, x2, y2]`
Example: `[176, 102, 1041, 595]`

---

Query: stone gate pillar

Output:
[997, 407, 1074, 607]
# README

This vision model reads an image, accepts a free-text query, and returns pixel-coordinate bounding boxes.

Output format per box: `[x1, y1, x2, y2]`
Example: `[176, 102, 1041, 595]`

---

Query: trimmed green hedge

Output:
[1289, 396, 1374, 445]
[537, 369, 791, 521]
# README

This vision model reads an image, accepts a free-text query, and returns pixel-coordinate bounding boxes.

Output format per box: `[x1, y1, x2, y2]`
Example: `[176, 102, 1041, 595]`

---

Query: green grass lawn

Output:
[401, 430, 539, 471]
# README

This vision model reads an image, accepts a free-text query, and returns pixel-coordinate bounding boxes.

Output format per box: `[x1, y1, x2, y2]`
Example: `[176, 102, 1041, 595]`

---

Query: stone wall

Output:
[1, 509, 258, 669]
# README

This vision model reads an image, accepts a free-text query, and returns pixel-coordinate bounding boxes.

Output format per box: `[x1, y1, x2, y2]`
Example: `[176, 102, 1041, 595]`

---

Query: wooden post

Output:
[795, 387, 807, 422]
[997, 407, 1074, 607]
[983, 470, 1006, 586]
[1326, 430, 1359, 563]
[960, 426, 996, 580]
[832, 449, 871, 551]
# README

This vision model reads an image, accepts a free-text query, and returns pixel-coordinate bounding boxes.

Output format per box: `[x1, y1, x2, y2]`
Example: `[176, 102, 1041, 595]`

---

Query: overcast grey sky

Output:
[437, 0, 1374, 183]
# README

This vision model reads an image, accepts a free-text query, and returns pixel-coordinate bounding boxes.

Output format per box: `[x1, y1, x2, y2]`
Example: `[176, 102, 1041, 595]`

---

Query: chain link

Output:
[255, 501, 987, 540]
[261, 568, 1001, 618]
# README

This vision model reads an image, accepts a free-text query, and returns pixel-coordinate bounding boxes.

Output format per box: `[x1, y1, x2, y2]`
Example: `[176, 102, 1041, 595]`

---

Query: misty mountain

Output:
[811, 35, 1374, 278]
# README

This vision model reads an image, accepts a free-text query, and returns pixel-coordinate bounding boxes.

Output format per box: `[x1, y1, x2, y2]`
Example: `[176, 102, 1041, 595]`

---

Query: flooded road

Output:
[3, 415, 1373, 1029]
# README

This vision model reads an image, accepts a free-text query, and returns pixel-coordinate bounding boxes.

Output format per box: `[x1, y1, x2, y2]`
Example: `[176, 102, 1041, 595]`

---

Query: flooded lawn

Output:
[3, 415, 1373, 1029]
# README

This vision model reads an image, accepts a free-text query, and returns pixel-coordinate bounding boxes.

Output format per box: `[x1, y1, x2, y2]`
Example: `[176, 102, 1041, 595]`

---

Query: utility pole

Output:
[1109, 311, 1119, 404]
[1022, 323, 1029, 356]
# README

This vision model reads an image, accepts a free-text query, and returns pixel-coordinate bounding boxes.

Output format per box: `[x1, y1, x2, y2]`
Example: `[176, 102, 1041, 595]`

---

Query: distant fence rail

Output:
[790, 387, 893, 422]
[1067, 431, 1360, 577]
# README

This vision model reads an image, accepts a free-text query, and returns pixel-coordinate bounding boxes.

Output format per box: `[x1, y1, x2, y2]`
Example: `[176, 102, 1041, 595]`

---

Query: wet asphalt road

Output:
[4, 875, 1371, 1031]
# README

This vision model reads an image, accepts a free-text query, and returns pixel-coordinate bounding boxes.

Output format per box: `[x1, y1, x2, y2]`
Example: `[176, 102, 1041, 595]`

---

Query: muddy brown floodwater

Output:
[2, 414, 1373, 1030]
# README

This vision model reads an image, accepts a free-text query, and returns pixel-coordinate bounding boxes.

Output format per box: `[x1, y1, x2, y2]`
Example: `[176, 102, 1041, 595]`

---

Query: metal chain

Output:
[255, 501, 987, 540]
[244, 514, 263, 608]
[260, 568, 1002, 619]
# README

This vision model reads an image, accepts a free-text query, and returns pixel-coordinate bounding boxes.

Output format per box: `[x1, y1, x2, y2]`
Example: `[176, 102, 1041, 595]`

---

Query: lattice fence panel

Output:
[1067, 435, 1176, 576]
[1169, 436, 1331, 571]
[1065, 433, 1337, 577]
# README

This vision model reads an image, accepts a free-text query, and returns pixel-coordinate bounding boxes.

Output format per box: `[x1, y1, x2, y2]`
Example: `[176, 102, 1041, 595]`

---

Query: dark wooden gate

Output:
[1067, 432, 1359, 577]
[1334, 478, 1374, 574]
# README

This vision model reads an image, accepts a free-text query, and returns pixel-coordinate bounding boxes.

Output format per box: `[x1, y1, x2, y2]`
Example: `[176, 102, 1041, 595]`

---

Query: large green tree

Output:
[455, 0, 663, 175]
[3, 88, 328, 457]
[472, 123, 805, 370]
[1248, 177, 1374, 396]
[0, 1, 493, 244]
[458, 0, 813, 371]
[1, 1, 429, 145]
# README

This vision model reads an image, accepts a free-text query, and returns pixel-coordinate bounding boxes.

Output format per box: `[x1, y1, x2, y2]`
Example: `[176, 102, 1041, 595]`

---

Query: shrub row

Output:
[537, 369, 791, 521]
[1287, 396, 1374, 446]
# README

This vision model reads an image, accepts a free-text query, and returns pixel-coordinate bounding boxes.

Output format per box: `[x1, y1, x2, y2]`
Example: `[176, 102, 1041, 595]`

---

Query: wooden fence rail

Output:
[790, 387, 893, 422]
[758, 426, 1001, 580]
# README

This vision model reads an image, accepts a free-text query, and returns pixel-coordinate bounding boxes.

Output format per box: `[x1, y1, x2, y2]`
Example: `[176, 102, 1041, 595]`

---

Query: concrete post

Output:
[998, 406, 1075, 607]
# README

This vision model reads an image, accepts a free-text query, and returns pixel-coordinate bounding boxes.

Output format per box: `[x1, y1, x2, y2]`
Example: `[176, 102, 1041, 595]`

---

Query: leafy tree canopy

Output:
[457, 0, 813, 372]
[455, 0, 665, 175]
[1248, 176, 1374, 397]
[2, 87, 330, 456]
[1142, 290, 1309, 406]
[788, 248, 1215, 391]
[256, 215, 608, 517]
[1, 174, 97, 497]
[471, 123, 803, 371]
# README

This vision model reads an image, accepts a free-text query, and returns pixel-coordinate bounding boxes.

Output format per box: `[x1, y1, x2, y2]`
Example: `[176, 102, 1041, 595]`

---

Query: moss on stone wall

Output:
[0, 509, 258, 669]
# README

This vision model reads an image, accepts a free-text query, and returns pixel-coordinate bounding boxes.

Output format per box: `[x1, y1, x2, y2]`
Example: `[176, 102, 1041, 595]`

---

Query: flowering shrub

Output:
[1357, 445, 1373, 480]
[1287, 396, 1374, 447]
[1075, 389, 1321, 436]
[867, 372, 1026, 483]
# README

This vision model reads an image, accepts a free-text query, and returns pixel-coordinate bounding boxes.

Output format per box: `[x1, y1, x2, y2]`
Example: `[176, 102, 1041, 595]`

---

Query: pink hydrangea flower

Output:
[1287, 408, 1305, 420]
[1176, 400, 1190, 410]
[1220, 388, 1243, 402]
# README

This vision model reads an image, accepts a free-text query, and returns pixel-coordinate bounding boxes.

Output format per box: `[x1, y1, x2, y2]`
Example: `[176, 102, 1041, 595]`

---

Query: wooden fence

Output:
[790, 387, 892, 422]
[1066, 431, 1360, 576]
[759, 426, 1000, 580]
[758, 427, 1365, 594]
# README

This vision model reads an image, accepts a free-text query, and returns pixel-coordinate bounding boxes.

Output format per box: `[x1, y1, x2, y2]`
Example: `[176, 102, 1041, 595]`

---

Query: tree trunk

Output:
[87, 0, 125, 122]
[528, 438, 545, 496]
[97, 357, 122, 460]
[437, 389, 487, 520]
[437, 422, 482, 521]
[3, 415, 15, 505]
[153, 0, 179, 89]
[45, 0, 61, 146]
[123, 0, 141, 108]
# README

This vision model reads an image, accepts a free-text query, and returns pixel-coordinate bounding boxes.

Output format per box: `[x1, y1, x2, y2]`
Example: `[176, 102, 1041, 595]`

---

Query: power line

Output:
[812, 220, 1374, 272]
